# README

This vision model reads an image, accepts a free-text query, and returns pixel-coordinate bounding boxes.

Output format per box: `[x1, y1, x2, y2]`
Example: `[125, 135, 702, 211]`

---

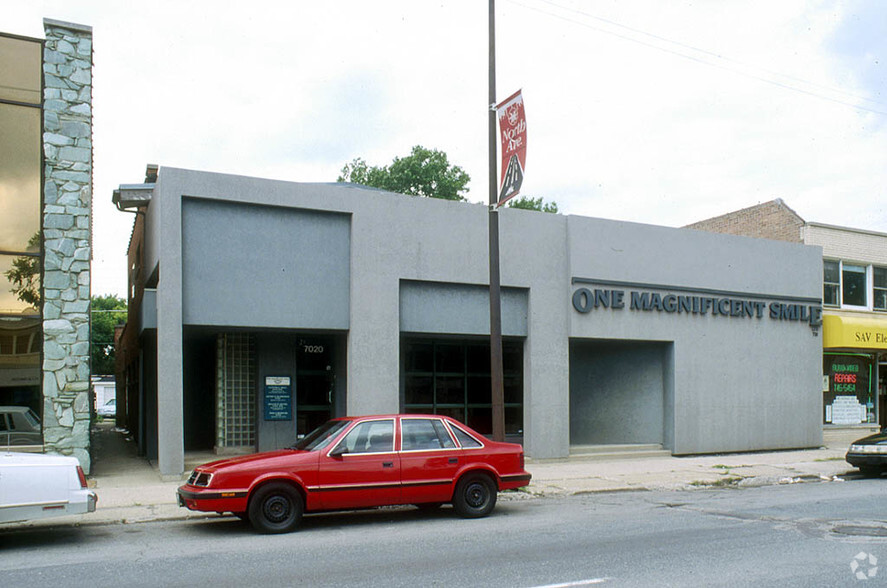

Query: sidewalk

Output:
[6, 422, 858, 529]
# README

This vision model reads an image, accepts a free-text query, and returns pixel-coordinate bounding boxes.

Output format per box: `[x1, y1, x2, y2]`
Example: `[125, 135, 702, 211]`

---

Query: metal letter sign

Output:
[264, 376, 292, 421]
[496, 89, 527, 206]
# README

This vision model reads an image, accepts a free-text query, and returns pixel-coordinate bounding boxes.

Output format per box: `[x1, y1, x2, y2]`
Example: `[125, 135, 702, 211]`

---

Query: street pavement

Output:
[2, 421, 862, 530]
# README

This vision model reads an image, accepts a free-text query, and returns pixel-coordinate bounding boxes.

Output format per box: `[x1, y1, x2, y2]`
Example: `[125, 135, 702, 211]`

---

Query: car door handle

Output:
[382, 462, 394, 468]
[448, 458, 458, 464]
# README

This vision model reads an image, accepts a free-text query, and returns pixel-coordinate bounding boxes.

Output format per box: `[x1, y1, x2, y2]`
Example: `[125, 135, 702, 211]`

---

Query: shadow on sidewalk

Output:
[89, 421, 156, 484]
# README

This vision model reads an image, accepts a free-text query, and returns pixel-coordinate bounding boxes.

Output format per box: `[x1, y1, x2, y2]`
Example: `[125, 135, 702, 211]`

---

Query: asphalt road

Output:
[2, 477, 886, 587]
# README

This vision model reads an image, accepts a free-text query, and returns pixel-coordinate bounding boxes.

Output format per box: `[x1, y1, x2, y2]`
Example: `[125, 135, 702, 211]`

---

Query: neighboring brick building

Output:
[685, 198, 805, 243]
[688, 200, 887, 446]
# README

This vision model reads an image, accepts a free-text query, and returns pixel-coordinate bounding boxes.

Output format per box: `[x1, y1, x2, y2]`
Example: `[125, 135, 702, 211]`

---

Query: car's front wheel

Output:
[452, 473, 497, 518]
[248, 482, 303, 534]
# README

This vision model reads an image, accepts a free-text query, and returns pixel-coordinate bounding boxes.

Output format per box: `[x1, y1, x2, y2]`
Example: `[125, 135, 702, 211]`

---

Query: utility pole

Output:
[488, 0, 505, 442]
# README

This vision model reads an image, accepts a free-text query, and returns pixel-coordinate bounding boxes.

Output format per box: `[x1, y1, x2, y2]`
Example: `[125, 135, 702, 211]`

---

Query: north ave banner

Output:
[496, 89, 526, 206]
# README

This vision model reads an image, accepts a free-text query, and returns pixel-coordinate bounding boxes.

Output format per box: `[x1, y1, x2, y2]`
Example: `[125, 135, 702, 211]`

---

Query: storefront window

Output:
[403, 339, 523, 436]
[0, 33, 42, 446]
[823, 353, 874, 425]
[874, 267, 887, 311]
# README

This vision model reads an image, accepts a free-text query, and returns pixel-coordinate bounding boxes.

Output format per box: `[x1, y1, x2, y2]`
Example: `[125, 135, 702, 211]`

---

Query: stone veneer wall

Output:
[41, 19, 93, 471]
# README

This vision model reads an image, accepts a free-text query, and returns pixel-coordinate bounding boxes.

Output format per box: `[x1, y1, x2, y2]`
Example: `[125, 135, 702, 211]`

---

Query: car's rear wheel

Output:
[248, 483, 303, 534]
[452, 473, 497, 518]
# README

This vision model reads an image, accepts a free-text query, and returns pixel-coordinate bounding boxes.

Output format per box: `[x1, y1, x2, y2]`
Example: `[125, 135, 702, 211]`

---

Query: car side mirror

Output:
[329, 445, 348, 458]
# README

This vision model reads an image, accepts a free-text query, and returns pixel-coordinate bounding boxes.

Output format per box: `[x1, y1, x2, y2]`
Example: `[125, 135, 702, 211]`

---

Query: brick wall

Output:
[685, 199, 805, 243]
[804, 224, 887, 265]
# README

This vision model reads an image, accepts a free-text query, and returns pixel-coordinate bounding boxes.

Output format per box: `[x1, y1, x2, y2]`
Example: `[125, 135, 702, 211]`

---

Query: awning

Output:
[822, 314, 887, 350]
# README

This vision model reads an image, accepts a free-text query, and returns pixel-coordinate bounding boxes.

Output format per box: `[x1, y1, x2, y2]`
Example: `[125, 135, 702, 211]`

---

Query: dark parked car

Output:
[846, 429, 887, 476]
[178, 414, 531, 533]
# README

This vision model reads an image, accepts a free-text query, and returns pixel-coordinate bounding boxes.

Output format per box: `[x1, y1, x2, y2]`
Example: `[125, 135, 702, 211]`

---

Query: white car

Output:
[0, 452, 97, 524]
[96, 398, 116, 418]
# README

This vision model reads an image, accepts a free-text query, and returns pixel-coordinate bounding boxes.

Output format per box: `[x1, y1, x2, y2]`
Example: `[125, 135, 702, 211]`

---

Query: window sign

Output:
[264, 376, 292, 421]
[823, 354, 874, 424]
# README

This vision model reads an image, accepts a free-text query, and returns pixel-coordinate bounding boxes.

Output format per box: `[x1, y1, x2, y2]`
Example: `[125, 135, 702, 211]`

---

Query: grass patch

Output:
[690, 476, 743, 488]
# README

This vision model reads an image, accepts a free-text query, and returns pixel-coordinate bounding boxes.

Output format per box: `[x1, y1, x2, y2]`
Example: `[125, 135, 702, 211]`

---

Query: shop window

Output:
[402, 339, 523, 437]
[0, 34, 43, 442]
[874, 267, 887, 311]
[823, 354, 875, 425]
[823, 260, 839, 307]
[843, 264, 867, 307]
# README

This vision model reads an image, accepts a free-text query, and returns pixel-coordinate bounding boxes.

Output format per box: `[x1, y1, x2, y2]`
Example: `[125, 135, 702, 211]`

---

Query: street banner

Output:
[496, 89, 527, 206]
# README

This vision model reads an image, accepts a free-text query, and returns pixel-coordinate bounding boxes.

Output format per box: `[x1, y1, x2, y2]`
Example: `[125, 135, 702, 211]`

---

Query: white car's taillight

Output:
[76, 465, 88, 488]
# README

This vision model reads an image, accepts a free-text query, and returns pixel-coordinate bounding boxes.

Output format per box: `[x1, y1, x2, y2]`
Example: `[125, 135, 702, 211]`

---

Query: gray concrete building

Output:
[115, 167, 824, 476]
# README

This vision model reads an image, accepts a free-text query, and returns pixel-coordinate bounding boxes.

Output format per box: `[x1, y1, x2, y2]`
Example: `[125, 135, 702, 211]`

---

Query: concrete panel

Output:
[181, 198, 350, 329]
[399, 281, 528, 337]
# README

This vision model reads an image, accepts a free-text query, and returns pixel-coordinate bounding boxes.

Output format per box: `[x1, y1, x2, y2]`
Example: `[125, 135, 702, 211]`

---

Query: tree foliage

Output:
[338, 145, 471, 201]
[507, 195, 559, 214]
[92, 294, 127, 375]
[4, 233, 41, 308]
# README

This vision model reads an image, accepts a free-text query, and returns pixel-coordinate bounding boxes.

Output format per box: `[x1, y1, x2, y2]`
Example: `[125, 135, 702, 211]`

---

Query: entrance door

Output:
[296, 337, 335, 436]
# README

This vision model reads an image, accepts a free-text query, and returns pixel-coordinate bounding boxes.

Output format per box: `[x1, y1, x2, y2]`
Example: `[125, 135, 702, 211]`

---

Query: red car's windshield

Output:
[291, 419, 350, 451]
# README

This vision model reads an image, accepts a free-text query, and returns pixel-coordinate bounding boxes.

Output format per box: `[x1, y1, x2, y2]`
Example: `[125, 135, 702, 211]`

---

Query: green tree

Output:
[507, 195, 559, 214]
[338, 145, 471, 201]
[4, 232, 41, 308]
[91, 294, 127, 375]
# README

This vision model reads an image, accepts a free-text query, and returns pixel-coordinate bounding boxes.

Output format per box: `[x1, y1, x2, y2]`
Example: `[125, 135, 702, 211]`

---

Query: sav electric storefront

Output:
[115, 167, 824, 475]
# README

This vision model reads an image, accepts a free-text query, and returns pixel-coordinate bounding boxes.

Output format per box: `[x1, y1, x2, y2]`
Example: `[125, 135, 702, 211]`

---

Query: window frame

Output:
[874, 266, 887, 311]
[823, 259, 886, 312]
[823, 259, 840, 307]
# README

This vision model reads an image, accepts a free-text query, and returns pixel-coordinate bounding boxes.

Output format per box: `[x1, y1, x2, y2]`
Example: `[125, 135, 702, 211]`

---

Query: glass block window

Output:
[216, 333, 255, 448]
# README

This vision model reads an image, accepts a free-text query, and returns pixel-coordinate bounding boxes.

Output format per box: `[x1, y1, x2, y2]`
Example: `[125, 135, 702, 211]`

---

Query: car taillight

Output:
[76, 465, 88, 488]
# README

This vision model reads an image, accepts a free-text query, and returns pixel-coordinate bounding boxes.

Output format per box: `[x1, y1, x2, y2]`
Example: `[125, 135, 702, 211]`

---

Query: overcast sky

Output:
[5, 0, 886, 298]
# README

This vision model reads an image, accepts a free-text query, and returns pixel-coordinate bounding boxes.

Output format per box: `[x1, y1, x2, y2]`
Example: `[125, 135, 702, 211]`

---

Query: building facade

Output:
[688, 199, 887, 444]
[115, 169, 825, 476]
[0, 20, 94, 470]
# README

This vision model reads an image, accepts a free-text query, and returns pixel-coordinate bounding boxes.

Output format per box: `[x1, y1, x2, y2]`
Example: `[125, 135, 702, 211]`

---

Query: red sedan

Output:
[177, 414, 531, 533]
